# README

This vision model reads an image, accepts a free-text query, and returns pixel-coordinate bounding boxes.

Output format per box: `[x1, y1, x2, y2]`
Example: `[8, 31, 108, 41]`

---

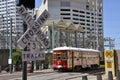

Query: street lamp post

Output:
[52, 21, 55, 49]
[82, 32, 85, 48]
[74, 31, 77, 47]
[6, 0, 8, 49]
[9, 18, 12, 74]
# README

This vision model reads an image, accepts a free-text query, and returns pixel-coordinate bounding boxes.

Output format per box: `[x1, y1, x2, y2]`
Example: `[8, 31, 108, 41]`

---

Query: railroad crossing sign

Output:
[105, 50, 113, 58]
[22, 51, 45, 61]
[30, 42, 38, 51]
[17, 5, 50, 49]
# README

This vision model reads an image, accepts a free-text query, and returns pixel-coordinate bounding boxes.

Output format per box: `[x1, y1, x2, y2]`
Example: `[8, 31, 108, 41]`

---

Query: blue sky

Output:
[35, 0, 120, 49]
[35, 0, 42, 8]
[103, 0, 120, 49]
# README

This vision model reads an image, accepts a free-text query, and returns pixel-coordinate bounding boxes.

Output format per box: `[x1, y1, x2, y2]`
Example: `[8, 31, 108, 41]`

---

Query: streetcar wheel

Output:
[73, 66, 81, 72]
[58, 68, 63, 72]
[91, 65, 98, 70]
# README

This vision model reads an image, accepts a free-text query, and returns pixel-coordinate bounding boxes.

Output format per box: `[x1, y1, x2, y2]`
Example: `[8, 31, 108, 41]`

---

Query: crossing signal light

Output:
[16, 0, 35, 9]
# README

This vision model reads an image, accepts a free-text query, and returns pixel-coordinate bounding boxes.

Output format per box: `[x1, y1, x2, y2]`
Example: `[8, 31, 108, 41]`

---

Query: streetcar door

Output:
[67, 51, 73, 68]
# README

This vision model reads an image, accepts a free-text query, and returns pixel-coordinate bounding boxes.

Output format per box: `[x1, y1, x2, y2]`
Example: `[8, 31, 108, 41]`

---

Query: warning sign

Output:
[105, 50, 113, 58]
[107, 62, 112, 68]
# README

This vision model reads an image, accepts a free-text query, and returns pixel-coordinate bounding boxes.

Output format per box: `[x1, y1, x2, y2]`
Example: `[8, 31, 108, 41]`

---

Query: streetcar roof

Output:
[53, 46, 100, 52]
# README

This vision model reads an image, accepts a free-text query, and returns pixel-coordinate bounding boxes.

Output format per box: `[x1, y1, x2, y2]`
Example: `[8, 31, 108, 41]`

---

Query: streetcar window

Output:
[62, 52, 67, 59]
[57, 53, 61, 60]
[53, 53, 56, 59]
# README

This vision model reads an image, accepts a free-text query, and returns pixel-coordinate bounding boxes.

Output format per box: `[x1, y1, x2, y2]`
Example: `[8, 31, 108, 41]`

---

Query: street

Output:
[0, 68, 108, 80]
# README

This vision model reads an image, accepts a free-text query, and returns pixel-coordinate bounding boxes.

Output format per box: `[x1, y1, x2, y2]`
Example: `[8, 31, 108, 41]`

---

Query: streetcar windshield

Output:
[53, 52, 67, 60]
[53, 53, 56, 59]
[57, 53, 61, 60]
[62, 52, 67, 59]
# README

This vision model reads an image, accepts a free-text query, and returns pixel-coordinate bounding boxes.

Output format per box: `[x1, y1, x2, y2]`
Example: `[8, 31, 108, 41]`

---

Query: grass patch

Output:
[100, 64, 105, 68]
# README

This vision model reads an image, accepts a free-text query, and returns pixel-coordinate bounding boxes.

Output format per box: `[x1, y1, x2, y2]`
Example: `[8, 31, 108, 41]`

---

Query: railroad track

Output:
[6, 68, 104, 80]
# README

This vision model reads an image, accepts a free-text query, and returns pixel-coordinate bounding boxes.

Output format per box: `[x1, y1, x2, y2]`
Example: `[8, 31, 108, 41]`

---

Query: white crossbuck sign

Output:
[17, 5, 50, 49]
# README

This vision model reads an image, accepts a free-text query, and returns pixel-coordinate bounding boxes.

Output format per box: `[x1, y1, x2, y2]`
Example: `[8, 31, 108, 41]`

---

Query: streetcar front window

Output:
[53, 53, 56, 59]
[57, 53, 61, 60]
[62, 52, 67, 59]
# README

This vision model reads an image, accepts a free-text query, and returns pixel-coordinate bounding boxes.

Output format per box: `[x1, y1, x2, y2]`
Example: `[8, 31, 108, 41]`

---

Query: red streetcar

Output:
[52, 46, 100, 71]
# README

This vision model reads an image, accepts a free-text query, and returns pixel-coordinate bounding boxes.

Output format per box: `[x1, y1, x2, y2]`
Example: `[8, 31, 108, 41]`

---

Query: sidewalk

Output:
[102, 74, 116, 80]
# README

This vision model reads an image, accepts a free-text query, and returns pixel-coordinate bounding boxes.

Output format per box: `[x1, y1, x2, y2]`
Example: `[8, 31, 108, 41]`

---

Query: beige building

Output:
[36, 0, 103, 50]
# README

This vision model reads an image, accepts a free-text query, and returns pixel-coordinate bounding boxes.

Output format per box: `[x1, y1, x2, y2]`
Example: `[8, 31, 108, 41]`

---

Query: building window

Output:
[80, 19, 85, 21]
[80, 11, 85, 13]
[86, 12, 90, 14]
[60, 13, 70, 15]
[73, 9, 79, 12]
[99, 14, 102, 16]
[62, 17, 71, 20]
[73, 14, 78, 16]
[86, 5, 89, 10]
[91, 13, 94, 15]
[73, 22, 79, 24]
[86, 20, 90, 22]
[86, 16, 90, 18]
[73, 18, 79, 20]
[87, 24, 90, 26]
[61, 9, 70, 11]
[80, 15, 85, 18]
[81, 23, 85, 25]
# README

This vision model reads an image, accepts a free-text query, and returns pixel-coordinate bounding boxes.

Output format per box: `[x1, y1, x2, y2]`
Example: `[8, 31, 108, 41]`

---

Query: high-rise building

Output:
[37, 0, 103, 50]
[0, 0, 33, 49]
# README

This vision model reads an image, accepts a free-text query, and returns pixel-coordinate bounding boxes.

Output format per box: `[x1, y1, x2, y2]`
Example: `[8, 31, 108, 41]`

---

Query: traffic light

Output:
[16, 0, 35, 9]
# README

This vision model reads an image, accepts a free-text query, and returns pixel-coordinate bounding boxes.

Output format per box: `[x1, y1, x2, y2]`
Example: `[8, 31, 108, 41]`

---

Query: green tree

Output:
[12, 49, 22, 66]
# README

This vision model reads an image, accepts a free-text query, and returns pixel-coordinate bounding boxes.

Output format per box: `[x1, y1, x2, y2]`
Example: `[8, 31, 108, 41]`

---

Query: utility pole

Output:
[22, 23, 27, 80]
[104, 37, 115, 50]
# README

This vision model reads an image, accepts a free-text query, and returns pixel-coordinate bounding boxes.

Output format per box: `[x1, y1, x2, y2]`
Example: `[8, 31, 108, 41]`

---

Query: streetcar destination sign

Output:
[17, 5, 50, 49]
[22, 51, 45, 61]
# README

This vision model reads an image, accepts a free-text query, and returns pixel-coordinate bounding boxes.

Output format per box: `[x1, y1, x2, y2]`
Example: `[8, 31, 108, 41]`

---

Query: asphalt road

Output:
[0, 68, 107, 80]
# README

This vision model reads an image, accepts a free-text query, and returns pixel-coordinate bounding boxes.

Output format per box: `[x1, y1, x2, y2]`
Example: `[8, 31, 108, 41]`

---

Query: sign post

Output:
[22, 22, 27, 80]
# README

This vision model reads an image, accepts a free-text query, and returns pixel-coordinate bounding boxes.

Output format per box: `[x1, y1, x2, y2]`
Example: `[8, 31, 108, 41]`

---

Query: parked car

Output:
[4, 67, 9, 72]
[4, 65, 21, 72]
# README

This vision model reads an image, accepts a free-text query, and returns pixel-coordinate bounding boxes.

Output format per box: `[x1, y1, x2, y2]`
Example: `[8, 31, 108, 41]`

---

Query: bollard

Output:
[97, 74, 102, 80]
[13, 65, 15, 72]
[82, 76, 88, 80]
[108, 71, 113, 80]
[116, 70, 120, 80]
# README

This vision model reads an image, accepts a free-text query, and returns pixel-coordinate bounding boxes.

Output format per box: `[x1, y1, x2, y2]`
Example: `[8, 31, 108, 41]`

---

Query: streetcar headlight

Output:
[58, 65, 62, 68]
